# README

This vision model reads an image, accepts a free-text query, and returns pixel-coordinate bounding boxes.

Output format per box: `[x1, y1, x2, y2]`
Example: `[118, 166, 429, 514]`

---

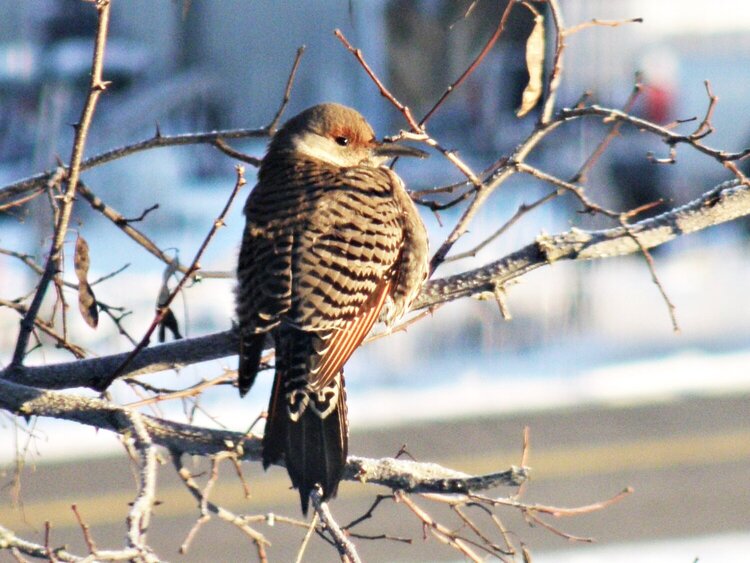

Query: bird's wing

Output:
[307, 277, 392, 391]
[236, 179, 296, 333]
[290, 166, 404, 390]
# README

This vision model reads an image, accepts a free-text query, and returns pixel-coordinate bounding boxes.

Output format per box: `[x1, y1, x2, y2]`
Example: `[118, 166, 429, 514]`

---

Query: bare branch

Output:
[417, 178, 749, 308]
[570, 76, 643, 184]
[124, 411, 159, 560]
[3, 330, 237, 390]
[0, 376, 525, 496]
[334, 31, 481, 187]
[395, 492, 484, 562]
[559, 105, 750, 164]
[420, 0, 516, 125]
[344, 456, 527, 493]
[77, 182, 231, 279]
[267, 45, 306, 133]
[105, 166, 246, 387]
[172, 453, 270, 554]
[0, 127, 269, 211]
[311, 487, 362, 563]
[0, 523, 140, 562]
[564, 17, 643, 36]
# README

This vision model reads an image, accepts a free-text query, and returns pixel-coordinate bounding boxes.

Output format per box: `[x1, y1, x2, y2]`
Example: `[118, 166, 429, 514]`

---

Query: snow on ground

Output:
[536, 530, 750, 562]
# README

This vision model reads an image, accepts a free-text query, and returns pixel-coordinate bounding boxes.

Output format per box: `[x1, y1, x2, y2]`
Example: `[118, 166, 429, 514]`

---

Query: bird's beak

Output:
[373, 140, 429, 159]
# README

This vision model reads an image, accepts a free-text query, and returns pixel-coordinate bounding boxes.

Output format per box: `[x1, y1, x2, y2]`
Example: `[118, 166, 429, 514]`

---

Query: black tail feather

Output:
[238, 332, 266, 397]
[262, 371, 348, 515]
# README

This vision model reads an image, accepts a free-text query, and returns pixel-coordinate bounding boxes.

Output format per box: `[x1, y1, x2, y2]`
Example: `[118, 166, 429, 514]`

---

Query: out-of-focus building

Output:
[2, 1, 749, 176]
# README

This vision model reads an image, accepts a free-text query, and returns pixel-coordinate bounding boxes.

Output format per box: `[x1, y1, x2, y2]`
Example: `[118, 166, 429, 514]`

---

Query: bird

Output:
[235, 103, 429, 513]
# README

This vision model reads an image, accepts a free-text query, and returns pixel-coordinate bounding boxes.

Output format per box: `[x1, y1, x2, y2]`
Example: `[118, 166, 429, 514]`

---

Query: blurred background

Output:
[1, 1, 750, 561]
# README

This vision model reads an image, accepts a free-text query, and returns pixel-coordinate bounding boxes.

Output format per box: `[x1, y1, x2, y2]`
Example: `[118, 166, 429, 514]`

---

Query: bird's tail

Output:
[262, 329, 348, 514]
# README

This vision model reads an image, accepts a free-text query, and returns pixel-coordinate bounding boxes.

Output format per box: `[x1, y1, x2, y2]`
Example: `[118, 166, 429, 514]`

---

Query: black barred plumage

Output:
[236, 103, 429, 513]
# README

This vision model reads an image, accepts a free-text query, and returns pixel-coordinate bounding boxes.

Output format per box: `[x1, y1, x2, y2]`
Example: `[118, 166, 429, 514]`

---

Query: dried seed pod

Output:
[74, 235, 99, 328]
[517, 14, 545, 118]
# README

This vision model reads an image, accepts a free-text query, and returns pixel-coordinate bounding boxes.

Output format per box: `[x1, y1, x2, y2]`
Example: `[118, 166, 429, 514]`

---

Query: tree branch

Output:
[0, 376, 525, 494]
[0, 127, 269, 211]
[0, 523, 143, 562]
[416, 178, 748, 307]
[3, 330, 237, 390]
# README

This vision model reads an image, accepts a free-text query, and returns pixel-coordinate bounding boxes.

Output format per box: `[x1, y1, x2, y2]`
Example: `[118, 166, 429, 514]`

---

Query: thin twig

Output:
[172, 453, 270, 550]
[444, 190, 559, 263]
[541, 0, 565, 124]
[0, 299, 87, 358]
[125, 371, 234, 409]
[564, 17, 643, 36]
[471, 487, 633, 518]
[558, 105, 750, 163]
[294, 513, 319, 563]
[178, 453, 225, 554]
[0, 128, 269, 210]
[212, 138, 262, 166]
[105, 166, 246, 387]
[121, 204, 159, 224]
[689, 80, 718, 140]
[267, 45, 306, 133]
[570, 76, 643, 184]
[420, 0, 516, 125]
[619, 217, 680, 332]
[77, 182, 230, 279]
[71, 504, 98, 555]
[452, 505, 510, 556]
[395, 491, 483, 562]
[334, 30, 481, 187]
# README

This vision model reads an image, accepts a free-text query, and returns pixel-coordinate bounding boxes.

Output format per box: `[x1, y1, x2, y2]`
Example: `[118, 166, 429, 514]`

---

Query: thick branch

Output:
[3, 330, 237, 390]
[0, 377, 262, 459]
[419, 178, 747, 307]
[0, 377, 524, 494]
[344, 457, 527, 493]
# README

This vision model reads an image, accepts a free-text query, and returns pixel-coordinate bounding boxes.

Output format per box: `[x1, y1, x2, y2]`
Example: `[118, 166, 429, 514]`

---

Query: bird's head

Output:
[268, 103, 427, 168]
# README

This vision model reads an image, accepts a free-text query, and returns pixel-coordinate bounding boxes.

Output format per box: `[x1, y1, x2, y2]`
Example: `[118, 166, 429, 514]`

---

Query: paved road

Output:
[2, 392, 750, 561]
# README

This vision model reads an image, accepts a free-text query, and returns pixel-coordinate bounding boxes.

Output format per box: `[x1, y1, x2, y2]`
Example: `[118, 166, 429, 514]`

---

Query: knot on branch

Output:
[536, 228, 593, 263]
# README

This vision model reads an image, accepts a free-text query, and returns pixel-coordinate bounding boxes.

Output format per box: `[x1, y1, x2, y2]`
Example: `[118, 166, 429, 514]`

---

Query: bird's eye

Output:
[334, 136, 349, 147]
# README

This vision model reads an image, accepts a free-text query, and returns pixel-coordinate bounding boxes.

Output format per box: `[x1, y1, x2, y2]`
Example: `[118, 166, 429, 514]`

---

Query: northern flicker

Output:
[236, 103, 429, 513]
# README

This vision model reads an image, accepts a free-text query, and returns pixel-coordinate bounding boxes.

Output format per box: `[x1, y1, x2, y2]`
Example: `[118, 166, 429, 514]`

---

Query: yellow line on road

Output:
[2, 429, 749, 531]
[458, 428, 750, 481]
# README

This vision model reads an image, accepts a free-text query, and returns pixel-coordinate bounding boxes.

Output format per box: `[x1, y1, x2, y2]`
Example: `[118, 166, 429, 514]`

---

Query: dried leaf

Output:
[78, 281, 99, 328]
[73, 236, 90, 282]
[74, 236, 99, 328]
[158, 307, 182, 342]
[517, 14, 545, 118]
[157, 261, 182, 341]
[157, 260, 180, 307]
